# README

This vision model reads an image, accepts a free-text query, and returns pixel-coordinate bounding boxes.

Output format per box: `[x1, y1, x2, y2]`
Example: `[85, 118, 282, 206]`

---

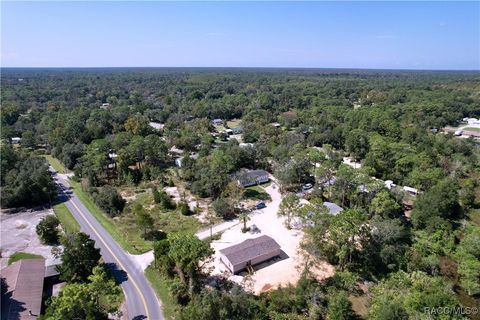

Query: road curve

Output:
[51, 168, 164, 320]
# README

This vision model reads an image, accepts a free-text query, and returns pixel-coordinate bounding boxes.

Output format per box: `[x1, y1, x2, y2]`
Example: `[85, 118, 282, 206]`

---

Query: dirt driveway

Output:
[206, 177, 334, 294]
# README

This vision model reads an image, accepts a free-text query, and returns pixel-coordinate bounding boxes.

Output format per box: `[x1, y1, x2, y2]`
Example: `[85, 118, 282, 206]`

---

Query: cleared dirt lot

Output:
[0, 208, 62, 268]
[205, 179, 334, 294]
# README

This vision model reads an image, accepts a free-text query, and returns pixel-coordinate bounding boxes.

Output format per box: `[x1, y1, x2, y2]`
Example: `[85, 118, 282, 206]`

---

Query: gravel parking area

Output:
[0, 208, 62, 269]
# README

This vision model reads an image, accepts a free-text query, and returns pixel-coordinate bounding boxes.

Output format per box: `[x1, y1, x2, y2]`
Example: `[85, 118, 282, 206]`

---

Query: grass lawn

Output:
[69, 180, 202, 254]
[53, 203, 80, 233]
[469, 209, 480, 227]
[349, 295, 369, 318]
[214, 124, 226, 132]
[68, 180, 142, 254]
[463, 127, 480, 132]
[45, 156, 202, 254]
[120, 188, 203, 244]
[145, 267, 178, 320]
[226, 119, 241, 128]
[244, 185, 272, 201]
[43, 155, 70, 173]
[8, 252, 44, 265]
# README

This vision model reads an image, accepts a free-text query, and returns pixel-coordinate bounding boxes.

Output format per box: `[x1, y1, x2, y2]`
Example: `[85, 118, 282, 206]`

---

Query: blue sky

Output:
[2, 1, 479, 70]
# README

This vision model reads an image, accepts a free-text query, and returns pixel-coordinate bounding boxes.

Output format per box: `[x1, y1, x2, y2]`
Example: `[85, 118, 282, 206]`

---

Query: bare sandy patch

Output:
[1, 208, 62, 268]
[205, 179, 334, 294]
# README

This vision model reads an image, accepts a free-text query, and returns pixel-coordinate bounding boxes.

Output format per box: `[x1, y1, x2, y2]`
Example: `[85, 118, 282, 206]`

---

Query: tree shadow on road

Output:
[104, 262, 129, 284]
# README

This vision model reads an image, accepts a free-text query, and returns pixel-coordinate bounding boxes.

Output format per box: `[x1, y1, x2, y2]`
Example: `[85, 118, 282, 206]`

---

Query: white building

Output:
[384, 180, 396, 189]
[149, 122, 165, 130]
[403, 186, 419, 195]
[11, 137, 21, 144]
[465, 118, 480, 125]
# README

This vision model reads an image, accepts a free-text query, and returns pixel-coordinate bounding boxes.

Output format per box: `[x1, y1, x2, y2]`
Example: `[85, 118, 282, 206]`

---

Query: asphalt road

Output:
[52, 168, 164, 320]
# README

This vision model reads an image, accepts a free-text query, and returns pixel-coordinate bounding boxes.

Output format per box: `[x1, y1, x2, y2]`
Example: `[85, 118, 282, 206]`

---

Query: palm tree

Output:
[239, 212, 250, 233]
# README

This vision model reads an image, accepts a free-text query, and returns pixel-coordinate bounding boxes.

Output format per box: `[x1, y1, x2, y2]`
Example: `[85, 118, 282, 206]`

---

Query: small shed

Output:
[239, 143, 254, 149]
[323, 202, 343, 215]
[384, 180, 396, 189]
[219, 235, 281, 274]
[11, 137, 21, 145]
[212, 119, 223, 125]
[149, 122, 165, 130]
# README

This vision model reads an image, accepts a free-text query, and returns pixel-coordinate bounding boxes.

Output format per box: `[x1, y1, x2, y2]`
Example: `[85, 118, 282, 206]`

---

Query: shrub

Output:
[36, 215, 60, 245]
[212, 198, 235, 220]
[178, 202, 192, 216]
[1, 150, 56, 208]
[91, 186, 126, 217]
[152, 188, 176, 210]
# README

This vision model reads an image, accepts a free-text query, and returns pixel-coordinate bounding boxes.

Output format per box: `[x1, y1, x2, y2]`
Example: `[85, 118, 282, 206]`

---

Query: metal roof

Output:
[220, 235, 280, 266]
[323, 202, 343, 215]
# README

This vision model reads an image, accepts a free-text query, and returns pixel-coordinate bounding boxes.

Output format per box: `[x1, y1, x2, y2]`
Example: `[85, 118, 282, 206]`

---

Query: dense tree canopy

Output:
[1, 146, 56, 208]
[2, 68, 480, 319]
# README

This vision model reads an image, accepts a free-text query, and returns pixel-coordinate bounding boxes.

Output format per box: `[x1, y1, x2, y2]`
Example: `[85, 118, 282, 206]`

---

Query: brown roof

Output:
[1, 259, 45, 320]
[220, 235, 281, 266]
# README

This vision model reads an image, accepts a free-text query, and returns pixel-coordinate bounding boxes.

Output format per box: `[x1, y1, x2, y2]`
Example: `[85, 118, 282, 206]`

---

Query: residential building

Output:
[1, 259, 45, 320]
[219, 235, 281, 274]
[403, 186, 419, 195]
[236, 169, 269, 187]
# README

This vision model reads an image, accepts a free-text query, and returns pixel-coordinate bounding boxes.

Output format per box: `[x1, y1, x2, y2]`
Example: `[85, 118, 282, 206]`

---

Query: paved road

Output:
[52, 168, 164, 320]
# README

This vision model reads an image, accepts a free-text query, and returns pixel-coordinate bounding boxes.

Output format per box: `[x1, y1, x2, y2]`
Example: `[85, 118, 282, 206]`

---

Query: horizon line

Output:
[2, 66, 480, 72]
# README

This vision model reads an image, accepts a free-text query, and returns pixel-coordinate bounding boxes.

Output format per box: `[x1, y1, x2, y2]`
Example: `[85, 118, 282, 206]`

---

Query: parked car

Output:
[255, 202, 266, 209]
[302, 183, 313, 191]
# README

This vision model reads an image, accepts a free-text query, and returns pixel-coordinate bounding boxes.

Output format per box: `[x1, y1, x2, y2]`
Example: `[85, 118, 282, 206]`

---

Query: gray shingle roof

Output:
[220, 235, 281, 265]
[1, 259, 45, 320]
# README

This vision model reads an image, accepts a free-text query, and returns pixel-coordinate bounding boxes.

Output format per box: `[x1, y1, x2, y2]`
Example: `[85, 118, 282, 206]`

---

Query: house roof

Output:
[244, 170, 268, 178]
[220, 235, 281, 266]
[1, 259, 45, 320]
[235, 169, 269, 182]
[149, 122, 165, 130]
[403, 186, 418, 193]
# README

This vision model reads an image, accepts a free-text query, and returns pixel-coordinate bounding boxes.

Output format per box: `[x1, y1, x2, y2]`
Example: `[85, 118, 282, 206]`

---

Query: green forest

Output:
[2, 68, 480, 319]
